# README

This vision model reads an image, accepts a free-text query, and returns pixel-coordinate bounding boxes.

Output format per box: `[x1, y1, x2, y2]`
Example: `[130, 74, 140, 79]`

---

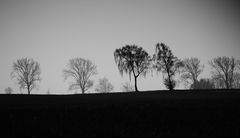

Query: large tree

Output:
[153, 43, 183, 91]
[209, 56, 240, 89]
[95, 77, 114, 93]
[114, 45, 151, 92]
[11, 58, 41, 94]
[63, 58, 97, 94]
[181, 57, 204, 89]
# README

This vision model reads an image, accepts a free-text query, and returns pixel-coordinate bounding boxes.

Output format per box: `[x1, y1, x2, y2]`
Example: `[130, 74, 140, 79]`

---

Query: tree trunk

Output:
[167, 71, 173, 91]
[225, 75, 229, 89]
[27, 85, 30, 95]
[192, 79, 198, 89]
[134, 76, 139, 92]
[81, 88, 85, 94]
[169, 79, 173, 91]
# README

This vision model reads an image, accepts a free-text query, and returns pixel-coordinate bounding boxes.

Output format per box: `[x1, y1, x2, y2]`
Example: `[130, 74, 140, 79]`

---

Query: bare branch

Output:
[11, 58, 41, 94]
[63, 58, 97, 94]
[180, 57, 204, 89]
[95, 77, 114, 93]
[209, 56, 239, 89]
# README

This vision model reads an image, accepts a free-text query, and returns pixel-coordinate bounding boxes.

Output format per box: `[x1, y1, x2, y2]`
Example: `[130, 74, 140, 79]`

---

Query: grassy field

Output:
[1, 89, 240, 137]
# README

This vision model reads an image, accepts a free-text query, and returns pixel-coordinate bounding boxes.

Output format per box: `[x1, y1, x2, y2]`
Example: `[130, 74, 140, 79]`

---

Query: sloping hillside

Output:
[1, 89, 240, 137]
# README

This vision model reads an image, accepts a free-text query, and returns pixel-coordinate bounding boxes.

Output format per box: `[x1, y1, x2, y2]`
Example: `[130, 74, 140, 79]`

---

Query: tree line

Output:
[7, 43, 240, 94]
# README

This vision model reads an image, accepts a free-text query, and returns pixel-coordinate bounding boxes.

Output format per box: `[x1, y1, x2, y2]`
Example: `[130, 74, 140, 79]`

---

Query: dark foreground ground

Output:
[1, 89, 240, 137]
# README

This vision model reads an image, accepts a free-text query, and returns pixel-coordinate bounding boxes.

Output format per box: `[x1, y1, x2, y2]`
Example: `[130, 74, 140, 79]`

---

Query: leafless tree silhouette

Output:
[114, 45, 151, 92]
[95, 77, 114, 93]
[11, 58, 41, 94]
[209, 56, 240, 89]
[232, 72, 240, 88]
[63, 58, 97, 94]
[181, 57, 204, 89]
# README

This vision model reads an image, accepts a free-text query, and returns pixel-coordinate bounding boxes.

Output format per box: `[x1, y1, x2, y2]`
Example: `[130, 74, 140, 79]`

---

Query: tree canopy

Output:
[181, 57, 204, 89]
[11, 58, 41, 94]
[153, 43, 183, 90]
[63, 58, 97, 94]
[209, 56, 240, 89]
[114, 45, 151, 92]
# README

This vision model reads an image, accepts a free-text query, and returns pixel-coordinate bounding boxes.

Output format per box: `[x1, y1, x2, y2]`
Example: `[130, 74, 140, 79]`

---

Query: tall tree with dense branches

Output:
[209, 56, 240, 89]
[114, 45, 151, 92]
[181, 57, 204, 89]
[153, 43, 183, 91]
[63, 58, 97, 94]
[11, 58, 41, 94]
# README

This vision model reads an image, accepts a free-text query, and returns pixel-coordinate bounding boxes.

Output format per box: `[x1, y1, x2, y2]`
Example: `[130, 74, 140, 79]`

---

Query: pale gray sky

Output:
[0, 0, 240, 94]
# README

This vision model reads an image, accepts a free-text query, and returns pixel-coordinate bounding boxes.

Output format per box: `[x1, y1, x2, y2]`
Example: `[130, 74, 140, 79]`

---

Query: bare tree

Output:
[95, 77, 114, 93]
[121, 82, 134, 92]
[63, 58, 97, 94]
[209, 56, 240, 89]
[5, 87, 13, 94]
[114, 45, 151, 92]
[181, 57, 204, 89]
[232, 72, 240, 89]
[211, 74, 225, 89]
[190, 78, 215, 89]
[153, 43, 183, 91]
[11, 58, 41, 94]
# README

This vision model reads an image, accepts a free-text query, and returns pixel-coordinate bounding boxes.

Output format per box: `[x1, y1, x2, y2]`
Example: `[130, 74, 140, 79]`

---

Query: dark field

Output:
[1, 89, 240, 137]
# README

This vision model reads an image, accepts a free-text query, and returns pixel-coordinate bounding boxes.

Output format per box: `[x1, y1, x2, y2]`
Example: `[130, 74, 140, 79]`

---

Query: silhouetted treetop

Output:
[181, 57, 204, 89]
[63, 58, 97, 94]
[153, 43, 183, 90]
[114, 45, 151, 92]
[209, 56, 240, 89]
[11, 58, 41, 94]
[114, 45, 150, 77]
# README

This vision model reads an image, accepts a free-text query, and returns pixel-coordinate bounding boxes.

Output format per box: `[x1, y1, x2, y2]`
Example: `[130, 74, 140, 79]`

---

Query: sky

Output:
[0, 0, 240, 94]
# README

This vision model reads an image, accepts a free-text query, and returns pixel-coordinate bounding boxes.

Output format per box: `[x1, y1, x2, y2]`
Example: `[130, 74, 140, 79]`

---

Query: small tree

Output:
[114, 45, 151, 92]
[211, 74, 225, 89]
[95, 77, 114, 93]
[209, 56, 240, 89]
[63, 58, 97, 94]
[190, 78, 215, 89]
[121, 82, 134, 92]
[153, 43, 183, 91]
[11, 58, 41, 94]
[5, 87, 13, 94]
[46, 89, 51, 95]
[181, 57, 204, 89]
